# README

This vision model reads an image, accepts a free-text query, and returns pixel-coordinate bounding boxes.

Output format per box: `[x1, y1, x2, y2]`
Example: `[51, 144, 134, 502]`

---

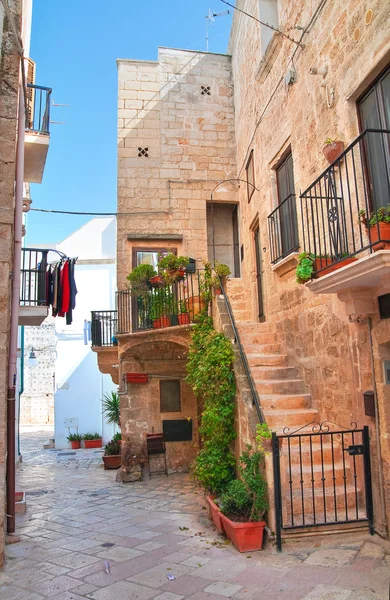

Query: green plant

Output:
[295, 251, 315, 284]
[256, 423, 272, 453]
[220, 446, 268, 522]
[127, 264, 157, 296]
[187, 314, 236, 494]
[359, 205, 390, 228]
[102, 391, 120, 427]
[67, 433, 82, 442]
[324, 137, 336, 145]
[213, 262, 231, 281]
[199, 261, 213, 306]
[113, 432, 122, 442]
[82, 433, 102, 440]
[157, 252, 189, 271]
[179, 300, 188, 314]
[149, 288, 174, 320]
[104, 438, 121, 456]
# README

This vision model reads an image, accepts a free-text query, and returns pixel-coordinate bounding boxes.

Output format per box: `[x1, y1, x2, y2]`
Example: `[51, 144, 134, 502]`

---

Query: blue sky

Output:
[26, 0, 233, 246]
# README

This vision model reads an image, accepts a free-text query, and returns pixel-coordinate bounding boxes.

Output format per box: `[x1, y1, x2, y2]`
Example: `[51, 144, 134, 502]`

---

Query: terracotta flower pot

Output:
[178, 313, 190, 325]
[70, 441, 81, 450]
[214, 287, 222, 296]
[153, 316, 171, 329]
[103, 455, 121, 470]
[149, 275, 164, 288]
[83, 439, 102, 449]
[323, 141, 344, 164]
[206, 496, 224, 534]
[315, 257, 358, 277]
[368, 222, 390, 251]
[220, 514, 266, 552]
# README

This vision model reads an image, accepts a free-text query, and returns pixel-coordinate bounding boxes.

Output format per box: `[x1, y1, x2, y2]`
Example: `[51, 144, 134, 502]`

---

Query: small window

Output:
[160, 380, 181, 413]
[246, 150, 255, 203]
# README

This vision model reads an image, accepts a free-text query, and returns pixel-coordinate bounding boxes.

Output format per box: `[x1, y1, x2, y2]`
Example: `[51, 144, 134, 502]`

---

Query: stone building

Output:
[94, 0, 390, 539]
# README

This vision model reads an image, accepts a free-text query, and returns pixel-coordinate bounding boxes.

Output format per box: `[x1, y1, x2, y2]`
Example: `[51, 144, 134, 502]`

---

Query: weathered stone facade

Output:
[0, 0, 22, 566]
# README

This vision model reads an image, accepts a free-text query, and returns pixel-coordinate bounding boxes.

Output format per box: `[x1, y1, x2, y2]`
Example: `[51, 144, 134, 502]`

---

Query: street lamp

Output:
[209, 178, 259, 265]
[27, 348, 38, 368]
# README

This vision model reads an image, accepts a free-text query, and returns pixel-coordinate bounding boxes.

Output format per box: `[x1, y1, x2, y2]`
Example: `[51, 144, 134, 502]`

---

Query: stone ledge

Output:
[272, 252, 300, 276]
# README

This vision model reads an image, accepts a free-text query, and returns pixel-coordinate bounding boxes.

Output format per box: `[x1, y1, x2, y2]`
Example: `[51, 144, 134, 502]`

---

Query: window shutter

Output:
[25, 58, 36, 129]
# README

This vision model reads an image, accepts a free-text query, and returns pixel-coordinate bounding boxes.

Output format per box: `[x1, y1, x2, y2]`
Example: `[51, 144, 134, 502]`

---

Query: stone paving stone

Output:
[71, 582, 99, 596]
[89, 580, 158, 600]
[233, 564, 286, 587]
[159, 575, 209, 597]
[29, 575, 81, 597]
[204, 581, 243, 597]
[193, 557, 248, 581]
[302, 584, 353, 599]
[304, 549, 358, 567]
[358, 542, 385, 559]
[286, 565, 340, 586]
[49, 552, 101, 569]
[153, 594, 184, 600]
[135, 541, 167, 551]
[96, 545, 144, 562]
[180, 555, 210, 567]
[128, 561, 193, 588]
[82, 554, 160, 587]
[131, 530, 164, 540]
[58, 538, 103, 552]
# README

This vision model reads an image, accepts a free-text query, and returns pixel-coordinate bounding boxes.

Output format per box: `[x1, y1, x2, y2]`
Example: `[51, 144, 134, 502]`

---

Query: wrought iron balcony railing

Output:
[91, 271, 205, 347]
[26, 84, 52, 134]
[20, 248, 49, 306]
[268, 193, 299, 263]
[300, 129, 390, 275]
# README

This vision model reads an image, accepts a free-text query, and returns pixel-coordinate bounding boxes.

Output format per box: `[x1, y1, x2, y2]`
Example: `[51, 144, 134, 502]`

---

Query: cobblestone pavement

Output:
[2, 429, 390, 599]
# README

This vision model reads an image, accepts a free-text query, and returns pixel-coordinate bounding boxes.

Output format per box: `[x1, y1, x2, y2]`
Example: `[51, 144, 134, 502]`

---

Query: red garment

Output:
[61, 260, 70, 314]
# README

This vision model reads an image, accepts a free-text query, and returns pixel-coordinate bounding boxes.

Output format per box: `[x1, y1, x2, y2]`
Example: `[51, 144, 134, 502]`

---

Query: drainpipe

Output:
[367, 317, 388, 535]
[17, 325, 25, 457]
[7, 82, 25, 534]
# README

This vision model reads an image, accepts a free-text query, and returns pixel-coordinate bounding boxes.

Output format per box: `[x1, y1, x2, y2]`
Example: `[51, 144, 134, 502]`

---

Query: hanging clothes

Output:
[47, 256, 78, 324]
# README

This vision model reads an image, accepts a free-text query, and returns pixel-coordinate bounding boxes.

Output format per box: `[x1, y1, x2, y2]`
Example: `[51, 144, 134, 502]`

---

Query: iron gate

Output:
[272, 422, 374, 551]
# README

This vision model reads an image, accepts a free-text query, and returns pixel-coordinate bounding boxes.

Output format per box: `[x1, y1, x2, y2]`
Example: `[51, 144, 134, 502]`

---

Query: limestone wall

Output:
[0, 0, 22, 566]
[229, 0, 390, 534]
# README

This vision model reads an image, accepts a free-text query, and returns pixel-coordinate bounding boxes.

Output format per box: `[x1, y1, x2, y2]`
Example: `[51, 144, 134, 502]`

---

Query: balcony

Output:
[19, 248, 50, 326]
[268, 193, 299, 265]
[24, 84, 52, 183]
[300, 129, 390, 299]
[91, 271, 204, 348]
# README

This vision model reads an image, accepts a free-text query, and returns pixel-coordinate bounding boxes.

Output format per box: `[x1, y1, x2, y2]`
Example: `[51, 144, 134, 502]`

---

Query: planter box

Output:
[206, 496, 224, 534]
[323, 141, 344, 164]
[126, 373, 148, 384]
[103, 455, 121, 470]
[315, 257, 358, 277]
[83, 439, 102, 449]
[369, 223, 390, 251]
[178, 313, 190, 325]
[220, 513, 266, 552]
[70, 440, 81, 450]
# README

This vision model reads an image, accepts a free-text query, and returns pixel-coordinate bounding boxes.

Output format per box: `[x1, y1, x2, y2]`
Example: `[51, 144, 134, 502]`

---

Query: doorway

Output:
[206, 203, 240, 276]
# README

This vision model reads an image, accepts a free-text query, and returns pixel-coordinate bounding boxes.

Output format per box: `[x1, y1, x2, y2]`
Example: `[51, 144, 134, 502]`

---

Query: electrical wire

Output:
[29, 208, 169, 216]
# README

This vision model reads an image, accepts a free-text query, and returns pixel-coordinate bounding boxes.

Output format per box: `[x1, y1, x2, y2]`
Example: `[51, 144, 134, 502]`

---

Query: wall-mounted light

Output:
[27, 348, 38, 368]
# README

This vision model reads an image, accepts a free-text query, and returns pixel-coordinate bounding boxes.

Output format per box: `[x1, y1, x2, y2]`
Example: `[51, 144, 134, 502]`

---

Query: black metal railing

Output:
[91, 311, 118, 347]
[20, 248, 49, 306]
[26, 84, 52, 133]
[268, 194, 299, 263]
[300, 129, 390, 275]
[219, 279, 264, 423]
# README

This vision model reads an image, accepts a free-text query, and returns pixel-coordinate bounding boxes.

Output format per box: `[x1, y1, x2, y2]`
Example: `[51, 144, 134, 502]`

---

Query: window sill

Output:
[256, 33, 283, 85]
[271, 251, 299, 276]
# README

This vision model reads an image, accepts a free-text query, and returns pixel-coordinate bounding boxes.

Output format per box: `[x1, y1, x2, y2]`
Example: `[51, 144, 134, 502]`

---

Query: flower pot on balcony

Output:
[83, 439, 102, 449]
[315, 257, 358, 277]
[323, 141, 344, 164]
[368, 222, 390, 251]
[220, 514, 266, 552]
[70, 441, 81, 450]
[206, 496, 224, 534]
[103, 455, 121, 470]
[149, 275, 164, 288]
[178, 312, 190, 325]
[153, 316, 171, 329]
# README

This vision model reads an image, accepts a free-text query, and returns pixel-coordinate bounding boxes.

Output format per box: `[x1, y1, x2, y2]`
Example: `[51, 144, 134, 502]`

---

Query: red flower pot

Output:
[153, 316, 171, 329]
[70, 441, 81, 450]
[323, 141, 344, 164]
[178, 313, 190, 325]
[315, 257, 358, 277]
[368, 222, 390, 251]
[206, 496, 224, 534]
[103, 455, 121, 470]
[220, 514, 266, 552]
[84, 439, 102, 449]
[150, 275, 164, 288]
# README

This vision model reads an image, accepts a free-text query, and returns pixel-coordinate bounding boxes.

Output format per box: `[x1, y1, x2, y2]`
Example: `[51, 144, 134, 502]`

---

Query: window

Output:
[160, 380, 181, 413]
[273, 153, 299, 260]
[259, 1, 279, 55]
[246, 150, 255, 202]
[357, 65, 390, 211]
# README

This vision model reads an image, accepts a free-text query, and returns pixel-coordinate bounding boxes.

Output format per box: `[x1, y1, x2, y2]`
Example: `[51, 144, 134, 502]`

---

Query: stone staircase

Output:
[220, 279, 365, 529]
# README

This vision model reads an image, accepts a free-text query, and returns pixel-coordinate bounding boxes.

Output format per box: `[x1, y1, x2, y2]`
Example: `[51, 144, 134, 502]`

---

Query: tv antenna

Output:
[205, 8, 231, 52]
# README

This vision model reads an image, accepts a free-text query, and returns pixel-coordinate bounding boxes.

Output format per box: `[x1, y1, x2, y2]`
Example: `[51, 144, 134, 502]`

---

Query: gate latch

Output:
[344, 444, 364, 456]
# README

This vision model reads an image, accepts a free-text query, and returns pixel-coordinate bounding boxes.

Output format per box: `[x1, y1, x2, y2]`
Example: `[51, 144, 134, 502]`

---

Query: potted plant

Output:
[67, 432, 82, 450]
[82, 433, 103, 449]
[158, 253, 189, 284]
[213, 262, 231, 294]
[150, 289, 172, 328]
[359, 206, 390, 251]
[219, 446, 268, 552]
[102, 438, 122, 470]
[256, 423, 272, 454]
[178, 300, 190, 325]
[323, 138, 344, 164]
[296, 252, 315, 284]
[102, 391, 121, 429]
[127, 264, 157, 296]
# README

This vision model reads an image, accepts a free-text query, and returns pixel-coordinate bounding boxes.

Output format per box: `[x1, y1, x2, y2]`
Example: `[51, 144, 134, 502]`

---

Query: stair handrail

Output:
[219, 278, 265, 423]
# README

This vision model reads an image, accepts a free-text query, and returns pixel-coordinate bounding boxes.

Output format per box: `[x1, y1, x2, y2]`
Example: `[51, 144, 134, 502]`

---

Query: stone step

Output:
[233, 310, 252, 321]
[287, 462, 353, 489]
[255, 379, 307, 395]
[243, 343, 282, 354]
[237, 322, 271, 333]
[251, 366, 298, 380]
[279, 440, 344, 464]
[263, 408, 318, 428]
[240, 331, 278, 345]
[229, 300, 250, 312]
[247, 353, 288, 367]
[288, 484, 364, 516]
[260, 393, 312, 410]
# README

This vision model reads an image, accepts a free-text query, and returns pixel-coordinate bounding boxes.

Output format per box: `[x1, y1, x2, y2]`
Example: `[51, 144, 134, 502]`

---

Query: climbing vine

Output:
[186, 314, 236, 494]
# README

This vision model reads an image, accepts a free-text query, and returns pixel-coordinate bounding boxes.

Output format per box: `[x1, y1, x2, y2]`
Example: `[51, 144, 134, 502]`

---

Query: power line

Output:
[29, 208, 169, 216]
